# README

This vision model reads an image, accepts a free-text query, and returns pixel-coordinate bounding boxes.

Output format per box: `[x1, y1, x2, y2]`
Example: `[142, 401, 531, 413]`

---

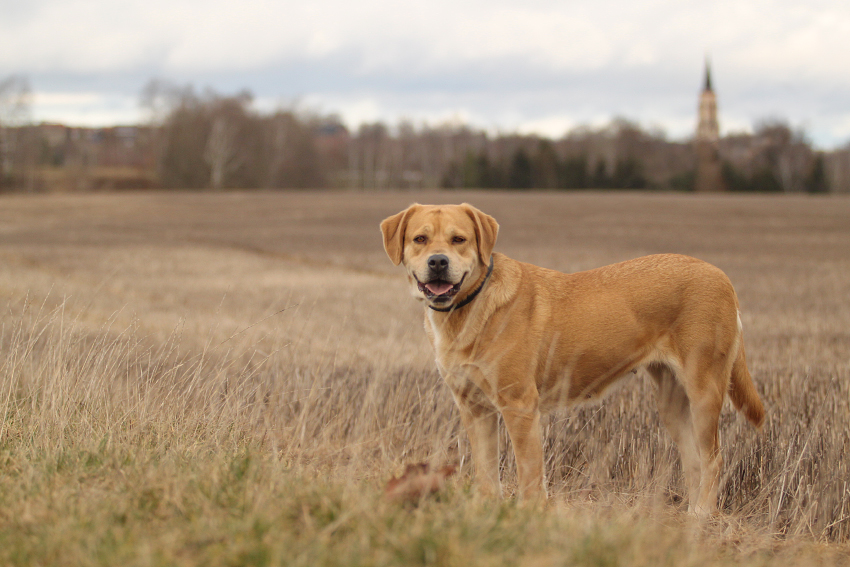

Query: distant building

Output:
[694, 60, 726, 192]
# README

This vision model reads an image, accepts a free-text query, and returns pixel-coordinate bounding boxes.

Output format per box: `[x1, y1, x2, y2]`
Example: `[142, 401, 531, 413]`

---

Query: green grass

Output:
[3, 441, 847, 567]
[1, 439, 831, 567]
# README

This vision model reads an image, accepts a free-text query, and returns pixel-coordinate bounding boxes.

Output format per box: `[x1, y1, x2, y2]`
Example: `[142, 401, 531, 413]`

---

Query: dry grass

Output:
[1, 189, 849, 565]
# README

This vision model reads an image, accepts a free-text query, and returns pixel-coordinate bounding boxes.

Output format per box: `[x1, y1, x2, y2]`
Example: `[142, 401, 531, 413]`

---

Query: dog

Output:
[380, 202, 764, 515]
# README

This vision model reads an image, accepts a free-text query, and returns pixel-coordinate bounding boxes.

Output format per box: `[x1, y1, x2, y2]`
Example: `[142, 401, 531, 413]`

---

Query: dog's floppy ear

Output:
[380, 204, 420, 266]
[461, 203, 499, 263]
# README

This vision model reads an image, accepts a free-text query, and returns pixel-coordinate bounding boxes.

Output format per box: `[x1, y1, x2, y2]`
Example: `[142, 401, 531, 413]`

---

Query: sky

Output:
[2, 0, 850, 148]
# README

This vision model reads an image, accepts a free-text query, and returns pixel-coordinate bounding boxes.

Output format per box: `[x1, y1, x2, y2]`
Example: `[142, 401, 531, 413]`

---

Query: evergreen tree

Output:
[508, 149, 533, 189]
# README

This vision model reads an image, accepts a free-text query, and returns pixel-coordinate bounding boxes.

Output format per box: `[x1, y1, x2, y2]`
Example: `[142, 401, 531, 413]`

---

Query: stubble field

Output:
[1, 190, 849, 566]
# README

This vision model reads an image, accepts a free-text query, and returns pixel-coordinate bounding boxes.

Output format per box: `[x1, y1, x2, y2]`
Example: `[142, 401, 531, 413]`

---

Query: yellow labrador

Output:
[380, 203, 764, 515]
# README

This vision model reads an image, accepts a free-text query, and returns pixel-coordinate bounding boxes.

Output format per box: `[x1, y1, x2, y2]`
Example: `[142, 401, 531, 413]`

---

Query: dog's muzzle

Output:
[417, 277, 464, 302]
[417, 254, 465, 303]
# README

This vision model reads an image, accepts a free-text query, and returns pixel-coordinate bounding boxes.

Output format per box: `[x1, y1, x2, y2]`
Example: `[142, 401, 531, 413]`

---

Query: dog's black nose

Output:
[428, 254, 449, 271]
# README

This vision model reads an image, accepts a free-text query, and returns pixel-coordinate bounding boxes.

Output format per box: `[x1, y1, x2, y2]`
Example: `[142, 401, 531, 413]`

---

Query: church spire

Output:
[696, 59, 719, 142]
[703, 58, 713, 92]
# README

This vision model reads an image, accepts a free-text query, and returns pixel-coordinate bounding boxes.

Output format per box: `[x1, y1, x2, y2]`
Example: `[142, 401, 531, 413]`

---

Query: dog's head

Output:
[380, 203, 499, 308]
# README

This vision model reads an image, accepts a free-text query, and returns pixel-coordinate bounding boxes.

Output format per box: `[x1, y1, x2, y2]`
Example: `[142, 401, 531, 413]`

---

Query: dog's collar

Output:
[429, 256, 494, 313]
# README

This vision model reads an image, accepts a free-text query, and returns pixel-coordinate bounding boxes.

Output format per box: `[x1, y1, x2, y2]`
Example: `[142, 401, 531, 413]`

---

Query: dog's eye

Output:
[413, 235, 427, 244]
[452, 236, 466, 244]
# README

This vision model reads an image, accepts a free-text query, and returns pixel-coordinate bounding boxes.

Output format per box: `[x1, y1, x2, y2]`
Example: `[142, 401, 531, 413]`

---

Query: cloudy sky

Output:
[2, 0, 849, 147]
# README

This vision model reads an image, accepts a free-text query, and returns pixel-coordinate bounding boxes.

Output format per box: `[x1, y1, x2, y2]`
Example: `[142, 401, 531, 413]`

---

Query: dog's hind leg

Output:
[679, 348, 730, 517]
[686, 383, 725, 516]
[648, 363, 702, 511]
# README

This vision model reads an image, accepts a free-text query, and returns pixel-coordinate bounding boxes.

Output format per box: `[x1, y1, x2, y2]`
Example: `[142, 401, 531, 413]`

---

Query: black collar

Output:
[429, 256, 494, 313]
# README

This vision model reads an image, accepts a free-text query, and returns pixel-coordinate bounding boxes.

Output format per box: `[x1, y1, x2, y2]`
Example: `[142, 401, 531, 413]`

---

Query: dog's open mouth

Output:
[417, 276, 465, 301]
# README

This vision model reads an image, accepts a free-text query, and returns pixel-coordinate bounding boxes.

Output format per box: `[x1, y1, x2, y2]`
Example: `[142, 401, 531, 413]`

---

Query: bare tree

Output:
[204, 115, 241, 190]
[265, 114, 288, 188]
[756, 121, 813, 193]
[824, 147, 850, 193]
[719, 120, 815, 192]
[139, 79, 197, 187]
[0, 75, 33, 190]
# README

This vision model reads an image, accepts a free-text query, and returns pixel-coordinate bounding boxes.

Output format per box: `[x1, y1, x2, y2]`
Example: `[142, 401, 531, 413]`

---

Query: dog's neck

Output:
[428, 256, 494, 313]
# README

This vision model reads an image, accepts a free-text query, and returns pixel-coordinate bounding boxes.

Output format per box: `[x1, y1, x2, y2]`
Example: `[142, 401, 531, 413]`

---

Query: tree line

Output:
[2, 79, 849, 193]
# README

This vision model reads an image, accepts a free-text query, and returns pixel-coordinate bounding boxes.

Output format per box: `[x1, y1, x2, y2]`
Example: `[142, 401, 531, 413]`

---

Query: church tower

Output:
[694, 59, 725, 192]
[696, 62, 719, 142]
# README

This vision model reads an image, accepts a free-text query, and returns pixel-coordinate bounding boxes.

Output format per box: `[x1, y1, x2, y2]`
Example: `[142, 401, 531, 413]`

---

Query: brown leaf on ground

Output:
[384, 463, 457, 502]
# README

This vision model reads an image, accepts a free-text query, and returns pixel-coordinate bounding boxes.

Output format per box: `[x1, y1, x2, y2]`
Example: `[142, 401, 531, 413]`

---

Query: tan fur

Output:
[380, 203, 765, 515]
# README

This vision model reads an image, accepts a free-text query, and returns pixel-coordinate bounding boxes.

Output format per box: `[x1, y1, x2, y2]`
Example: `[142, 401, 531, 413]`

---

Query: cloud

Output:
[3, 0, 850, 146]
[30, 91, 140, 126]
[6, 0, 848, 78]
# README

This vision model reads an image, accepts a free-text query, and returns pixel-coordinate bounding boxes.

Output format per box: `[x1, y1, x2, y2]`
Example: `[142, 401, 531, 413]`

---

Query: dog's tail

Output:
[728, 314, 765, 428]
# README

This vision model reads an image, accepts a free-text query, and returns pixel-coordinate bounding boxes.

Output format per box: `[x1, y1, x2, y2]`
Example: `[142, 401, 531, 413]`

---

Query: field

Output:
[1, 190, 849, 566]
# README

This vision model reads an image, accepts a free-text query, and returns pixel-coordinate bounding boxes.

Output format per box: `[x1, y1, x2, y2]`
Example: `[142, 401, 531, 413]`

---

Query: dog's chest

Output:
[426, 312, 464, 357]
[425, 312, 495, 395]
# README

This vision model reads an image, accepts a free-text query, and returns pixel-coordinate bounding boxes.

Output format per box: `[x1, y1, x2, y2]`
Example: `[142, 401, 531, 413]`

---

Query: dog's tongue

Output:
[425, 282, 454, 295]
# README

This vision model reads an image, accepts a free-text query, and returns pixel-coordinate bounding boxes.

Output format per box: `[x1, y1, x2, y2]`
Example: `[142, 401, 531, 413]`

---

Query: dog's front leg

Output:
[451, 381, 501, 498]
[501, 400, 546, 501]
